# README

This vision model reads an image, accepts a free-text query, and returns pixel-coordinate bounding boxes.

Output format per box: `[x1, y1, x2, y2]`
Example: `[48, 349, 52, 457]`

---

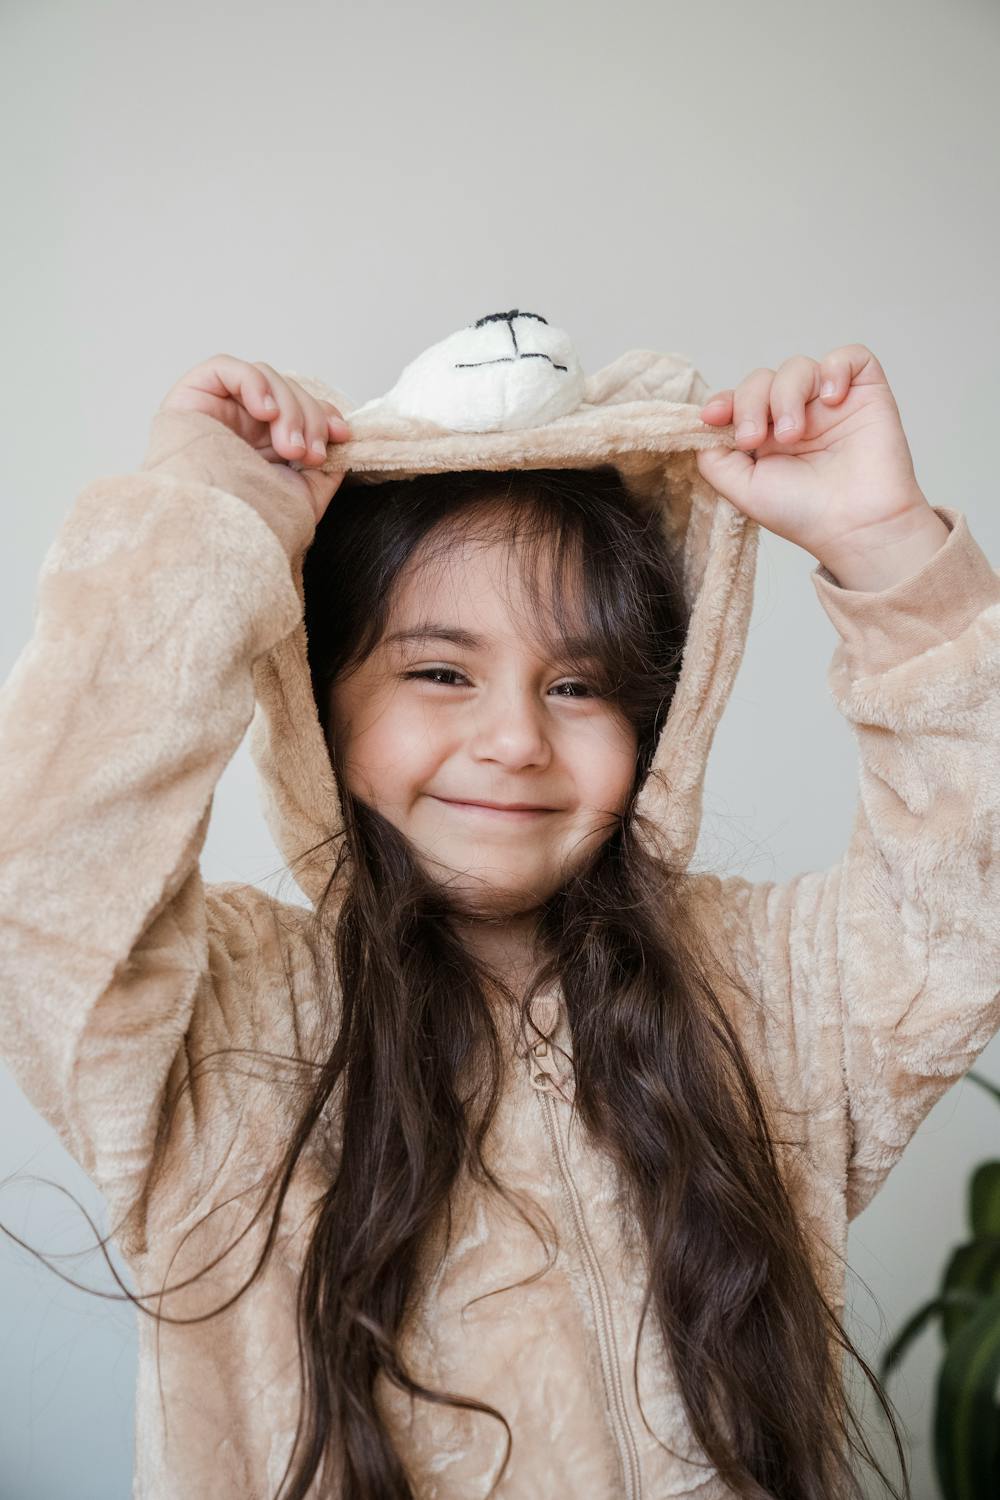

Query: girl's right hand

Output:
[156, 354, 353, 526]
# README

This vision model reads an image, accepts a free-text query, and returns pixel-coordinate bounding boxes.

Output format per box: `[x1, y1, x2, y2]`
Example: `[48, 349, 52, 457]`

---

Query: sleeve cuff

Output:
[140, 407, 316, 563]
[810, 505, 1000, 677]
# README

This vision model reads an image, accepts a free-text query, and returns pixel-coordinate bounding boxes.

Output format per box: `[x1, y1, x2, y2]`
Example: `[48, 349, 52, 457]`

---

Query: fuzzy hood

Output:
[247, 309, 752, 907]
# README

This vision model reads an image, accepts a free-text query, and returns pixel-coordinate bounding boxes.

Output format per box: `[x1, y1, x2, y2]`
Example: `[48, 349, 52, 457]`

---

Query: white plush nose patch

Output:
[349, 309, 586, 433]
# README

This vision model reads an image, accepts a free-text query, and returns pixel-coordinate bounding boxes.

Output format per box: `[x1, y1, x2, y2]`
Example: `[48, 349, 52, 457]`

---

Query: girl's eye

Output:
[403, 668, 467, 687]
[403, 669, 593, 697]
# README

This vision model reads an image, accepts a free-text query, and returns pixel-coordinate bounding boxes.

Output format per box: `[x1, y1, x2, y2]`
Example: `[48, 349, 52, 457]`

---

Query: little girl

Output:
[2, 313, 999, 1500]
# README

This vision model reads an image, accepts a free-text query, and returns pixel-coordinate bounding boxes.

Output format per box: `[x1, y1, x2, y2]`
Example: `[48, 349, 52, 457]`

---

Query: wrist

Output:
[141, 407, 316, 563]
[815, 500, 951, 593]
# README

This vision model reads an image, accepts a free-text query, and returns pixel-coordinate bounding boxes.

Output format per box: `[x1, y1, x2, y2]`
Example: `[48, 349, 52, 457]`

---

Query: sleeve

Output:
[0, 409, 318, 1255]
[694, 504, 1000, 1222]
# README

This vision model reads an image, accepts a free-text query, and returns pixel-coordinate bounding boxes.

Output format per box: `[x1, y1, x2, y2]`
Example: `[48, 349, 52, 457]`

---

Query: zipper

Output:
[533, 1062, 643, 1500]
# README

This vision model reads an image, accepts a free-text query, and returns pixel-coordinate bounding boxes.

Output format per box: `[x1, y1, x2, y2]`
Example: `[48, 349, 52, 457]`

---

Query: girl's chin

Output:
[415, 860, 552, 918]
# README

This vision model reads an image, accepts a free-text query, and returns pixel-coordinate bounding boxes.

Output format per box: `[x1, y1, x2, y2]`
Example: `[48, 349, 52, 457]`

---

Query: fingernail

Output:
[821, 381, 836, 397]
[311, 438, 327, 456]
[775, 415, 796, 434]
[735, 421, 759, 441]
[290, 430, 304, 448]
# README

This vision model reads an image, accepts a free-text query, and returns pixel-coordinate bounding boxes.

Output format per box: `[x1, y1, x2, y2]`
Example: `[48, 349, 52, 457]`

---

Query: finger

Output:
[224, 359, 285, 427]
[818, 357, 846, 403]
[324, 403, 353, 439]
[173, 356, 298, 451]
[252, 369, 351, 461]
[251, 362, 312, 463]
[694, 442, 756, 508]
[284, 380, 347, 465]
[731, 367, 776, 449]
[234, 362, 348, 461]
[768, 354, 820, 444]
[818, 343, 884, 402]
[290, 453, 350, 527]
[160, 353, 280, 439]
[698, 390, 733, 424]
[256, 443, 285, 464]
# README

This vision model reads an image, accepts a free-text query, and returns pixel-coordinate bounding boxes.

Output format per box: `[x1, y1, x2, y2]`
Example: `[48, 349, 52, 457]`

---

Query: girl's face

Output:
[327, 526, 639, 918]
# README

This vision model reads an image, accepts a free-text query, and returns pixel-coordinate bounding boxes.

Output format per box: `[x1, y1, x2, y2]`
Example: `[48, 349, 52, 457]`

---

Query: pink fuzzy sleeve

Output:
[697, 506, 1000, 1221]
[0, 452, 314, 1257]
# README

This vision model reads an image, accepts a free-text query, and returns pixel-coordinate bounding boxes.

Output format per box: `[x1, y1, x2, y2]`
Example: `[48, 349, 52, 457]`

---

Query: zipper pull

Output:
[529, 1035, 552, 1091]
[529, 1035, 573, 1100]
[514, 989, 561, 1060]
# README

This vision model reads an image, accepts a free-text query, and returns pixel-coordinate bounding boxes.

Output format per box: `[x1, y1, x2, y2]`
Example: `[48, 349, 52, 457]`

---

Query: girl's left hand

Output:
[694, 344, 939, 578]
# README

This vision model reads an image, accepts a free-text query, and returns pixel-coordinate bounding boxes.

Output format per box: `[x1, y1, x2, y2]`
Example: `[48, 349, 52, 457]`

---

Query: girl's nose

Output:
[470, 692, 551, 769]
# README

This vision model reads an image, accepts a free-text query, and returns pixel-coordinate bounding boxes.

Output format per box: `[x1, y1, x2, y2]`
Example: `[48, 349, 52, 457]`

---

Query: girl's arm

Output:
[692, 505, 1000, 1221]
[0, 413, 319, 1258]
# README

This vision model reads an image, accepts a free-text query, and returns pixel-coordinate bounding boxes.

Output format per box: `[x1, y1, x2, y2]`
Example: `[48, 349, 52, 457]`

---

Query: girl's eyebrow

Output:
[383, 625, 484, 650]
[383, 624, 603, 660]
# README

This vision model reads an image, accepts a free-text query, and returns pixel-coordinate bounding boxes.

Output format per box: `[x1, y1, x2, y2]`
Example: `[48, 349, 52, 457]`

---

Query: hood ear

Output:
[345, 311, 586, 433]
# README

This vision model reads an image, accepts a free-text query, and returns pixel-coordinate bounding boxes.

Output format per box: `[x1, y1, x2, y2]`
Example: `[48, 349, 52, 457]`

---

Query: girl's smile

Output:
[429, 795, 558, 819]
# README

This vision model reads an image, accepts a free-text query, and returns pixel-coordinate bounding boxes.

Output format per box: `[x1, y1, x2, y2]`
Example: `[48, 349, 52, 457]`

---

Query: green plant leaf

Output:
[941, 1242, 1000, 1343]
[933, 1287, 1000, 1500]
[970, 1163, 1000, 1238]
[880, 1297, 946, 1381]
[880, 1290, 979, 1382]
[965, 1070, 1000, 1107]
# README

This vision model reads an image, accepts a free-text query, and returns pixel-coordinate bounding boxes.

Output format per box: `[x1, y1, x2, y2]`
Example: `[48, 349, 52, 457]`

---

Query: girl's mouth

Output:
[431, 797, 554, 820]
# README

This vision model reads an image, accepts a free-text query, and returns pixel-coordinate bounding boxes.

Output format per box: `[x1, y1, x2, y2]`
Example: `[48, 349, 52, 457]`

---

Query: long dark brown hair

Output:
[3, 464, 912, 1500]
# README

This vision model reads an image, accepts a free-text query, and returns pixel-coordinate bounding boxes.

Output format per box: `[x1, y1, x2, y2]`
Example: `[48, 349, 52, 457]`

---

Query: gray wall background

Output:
[2, 1, 998, 1495]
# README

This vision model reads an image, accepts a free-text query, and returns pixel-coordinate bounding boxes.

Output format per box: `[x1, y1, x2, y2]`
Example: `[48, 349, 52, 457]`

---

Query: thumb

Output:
[694, 443, 756, 515]
[289, 450, 350, 526]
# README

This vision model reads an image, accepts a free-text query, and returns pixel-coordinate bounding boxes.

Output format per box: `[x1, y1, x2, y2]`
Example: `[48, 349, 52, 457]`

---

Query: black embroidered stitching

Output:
[455, 309, 568, 372]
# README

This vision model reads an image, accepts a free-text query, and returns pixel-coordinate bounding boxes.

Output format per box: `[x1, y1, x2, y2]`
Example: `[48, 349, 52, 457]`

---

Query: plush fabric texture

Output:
[3, 310, 1000, 1499]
